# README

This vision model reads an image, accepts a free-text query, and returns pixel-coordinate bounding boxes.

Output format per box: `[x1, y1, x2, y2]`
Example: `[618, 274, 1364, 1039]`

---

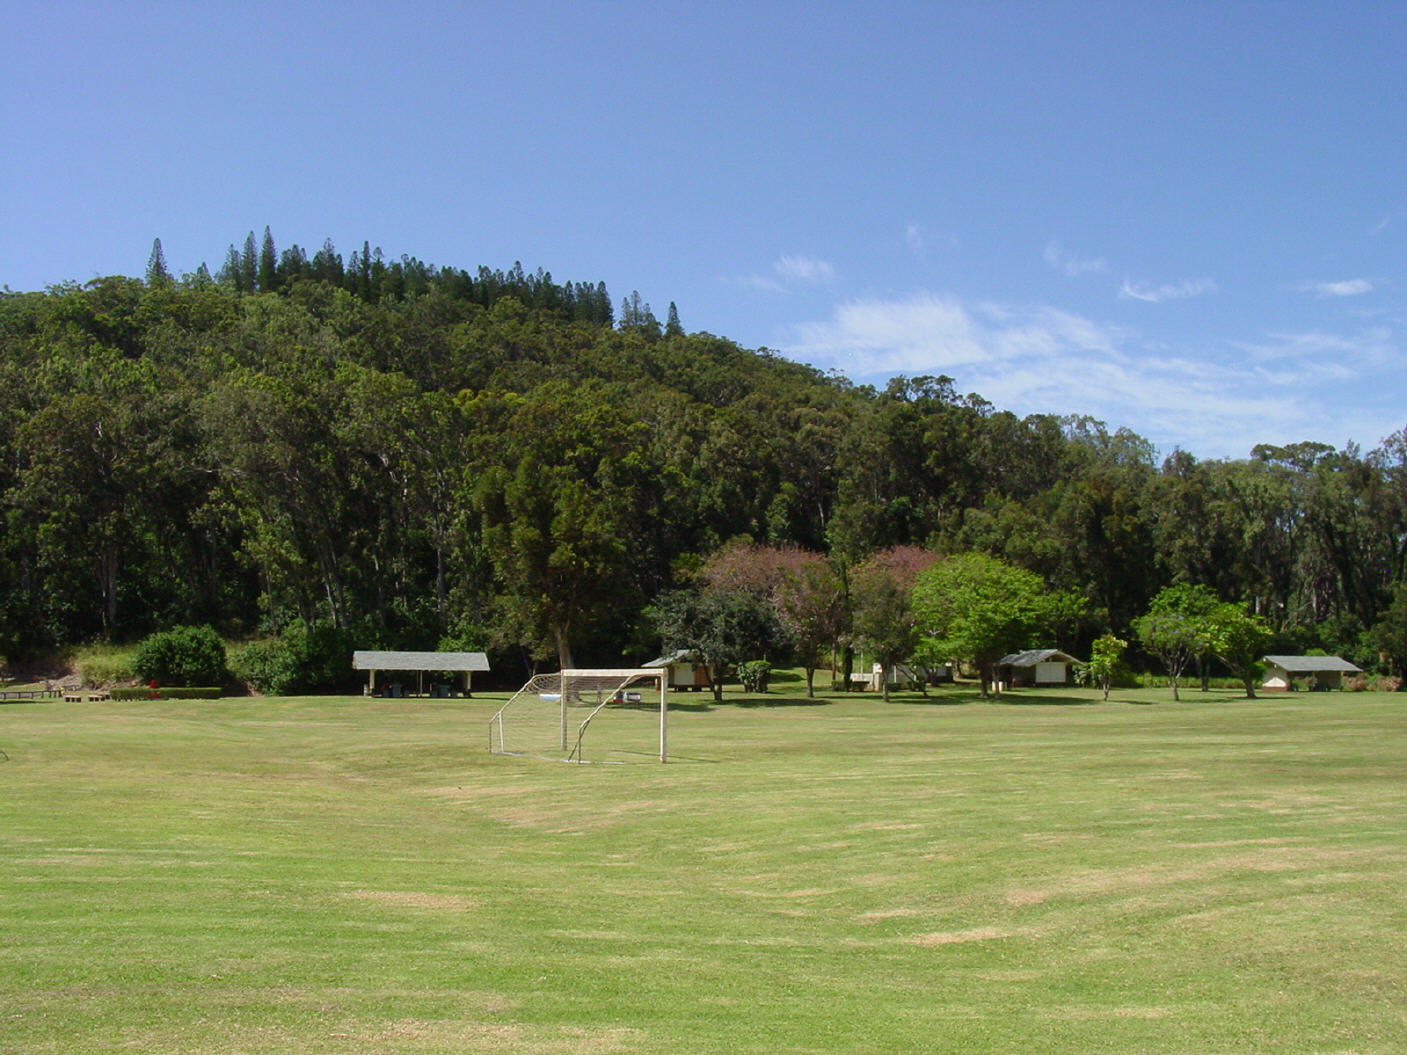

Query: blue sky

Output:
[5, 1, 1406, 460]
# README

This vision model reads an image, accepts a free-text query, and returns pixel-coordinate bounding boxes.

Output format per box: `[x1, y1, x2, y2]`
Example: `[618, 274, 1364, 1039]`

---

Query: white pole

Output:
[659, 673, 668, 763]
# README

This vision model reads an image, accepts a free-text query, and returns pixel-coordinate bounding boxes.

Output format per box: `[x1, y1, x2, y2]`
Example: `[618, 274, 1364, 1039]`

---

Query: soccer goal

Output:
[488, 668, 669, 763]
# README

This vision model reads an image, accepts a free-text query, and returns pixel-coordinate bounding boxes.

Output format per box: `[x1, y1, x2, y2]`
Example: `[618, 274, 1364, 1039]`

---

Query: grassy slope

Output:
[2, 684, 1404, 1054]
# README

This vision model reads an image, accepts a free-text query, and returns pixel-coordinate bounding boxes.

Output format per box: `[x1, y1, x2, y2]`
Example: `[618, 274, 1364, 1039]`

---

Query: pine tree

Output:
[665, 301, 684, 337]
[218, 244, 242, 290]
[240, 232, 258, 292]
[311, 238, 343, 284]
[258, 227, 277, 292]
[145, 238, 171, 287]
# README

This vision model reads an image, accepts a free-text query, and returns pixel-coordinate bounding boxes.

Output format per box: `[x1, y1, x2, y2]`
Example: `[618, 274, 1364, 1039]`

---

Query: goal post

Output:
[488, 668, 669, 763]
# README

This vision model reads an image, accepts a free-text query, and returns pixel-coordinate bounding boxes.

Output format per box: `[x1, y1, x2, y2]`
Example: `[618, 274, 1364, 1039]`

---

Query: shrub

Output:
[1346, 676, 1368, 692]
[228, 619, 354, 696]
[131, 625, 227, 687]
[74, 645, 136, 687]
[738, 660, 771, 693]
[1375, 675, 1402, 693]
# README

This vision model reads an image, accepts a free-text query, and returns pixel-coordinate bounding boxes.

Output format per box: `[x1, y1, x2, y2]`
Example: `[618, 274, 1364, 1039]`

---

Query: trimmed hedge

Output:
[110, 686, 224, 701]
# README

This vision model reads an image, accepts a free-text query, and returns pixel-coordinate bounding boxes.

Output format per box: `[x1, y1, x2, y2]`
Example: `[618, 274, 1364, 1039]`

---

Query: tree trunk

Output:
[805, 665, 815, 698]
[435, 544, 446, 617]
[552, 623, 574, 672]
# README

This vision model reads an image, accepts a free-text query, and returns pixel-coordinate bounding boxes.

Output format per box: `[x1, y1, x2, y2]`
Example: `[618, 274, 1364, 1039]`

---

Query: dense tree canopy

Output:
[4, 229, 1407, 688]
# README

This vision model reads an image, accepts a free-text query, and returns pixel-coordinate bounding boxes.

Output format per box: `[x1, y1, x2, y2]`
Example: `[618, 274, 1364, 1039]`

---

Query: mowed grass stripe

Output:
[2, 688, 1405, 1053]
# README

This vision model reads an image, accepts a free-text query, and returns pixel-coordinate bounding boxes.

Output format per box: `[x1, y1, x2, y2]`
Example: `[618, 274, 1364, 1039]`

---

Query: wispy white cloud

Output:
[737, 253, 836, 294]
[904, 223, 926, 254]
[1119, 276, 1217, 303]
[1232, 326, 1394, 372]
[1043, 240, 1108, 278]
[1300, 278, 1375, 297]
[774, 254, 835, 284]
[781, 290, 1396, 458]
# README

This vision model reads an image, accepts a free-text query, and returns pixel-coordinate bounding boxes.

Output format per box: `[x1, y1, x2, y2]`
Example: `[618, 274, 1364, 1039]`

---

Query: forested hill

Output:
[3, 233, 1406, 673]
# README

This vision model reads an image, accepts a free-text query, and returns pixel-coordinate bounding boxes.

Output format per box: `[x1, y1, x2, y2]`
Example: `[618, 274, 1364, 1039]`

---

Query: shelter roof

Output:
[352, 650, 489, 672]
[998, 649, 1079, 667]
[647, 649, 704, 667]
[1263, 655, 1361, 673]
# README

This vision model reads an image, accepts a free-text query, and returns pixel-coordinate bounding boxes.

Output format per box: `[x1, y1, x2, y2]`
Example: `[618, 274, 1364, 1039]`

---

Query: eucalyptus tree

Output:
[468, 379, 656, 669]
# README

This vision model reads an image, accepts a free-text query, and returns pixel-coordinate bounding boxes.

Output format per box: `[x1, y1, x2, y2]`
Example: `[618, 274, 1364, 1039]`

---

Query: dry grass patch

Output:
[910, 926, 1037, 946]
[343, 889, 479, 911]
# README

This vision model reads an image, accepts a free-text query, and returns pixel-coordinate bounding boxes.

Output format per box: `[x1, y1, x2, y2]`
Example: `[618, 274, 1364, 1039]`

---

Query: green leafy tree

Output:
[1201, 603, 1272, 698]
[470, 381, 653, 669]
[647, 587, 785, 702]
[1133, 583, 1220, 700]
[12, 391, 161, 640]
[1085, 632, 1127, 702]
[911, 552, 1065, 698]
[1369, 584, 1407, 687]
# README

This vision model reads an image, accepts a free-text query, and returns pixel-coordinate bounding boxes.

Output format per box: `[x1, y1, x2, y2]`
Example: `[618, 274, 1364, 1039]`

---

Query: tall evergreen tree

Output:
[240, 231, 258, 292]
[145, 238, 171, 287]
[258, 227, 277, 292]
[218, 244, 242, 290]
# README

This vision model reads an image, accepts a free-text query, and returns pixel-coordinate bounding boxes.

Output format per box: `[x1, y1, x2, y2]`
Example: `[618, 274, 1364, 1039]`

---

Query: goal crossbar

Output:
[489, 668, 669, 763]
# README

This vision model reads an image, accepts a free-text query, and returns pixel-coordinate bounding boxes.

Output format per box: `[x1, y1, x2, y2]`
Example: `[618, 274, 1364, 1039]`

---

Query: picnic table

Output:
[61, 690, 110, 703]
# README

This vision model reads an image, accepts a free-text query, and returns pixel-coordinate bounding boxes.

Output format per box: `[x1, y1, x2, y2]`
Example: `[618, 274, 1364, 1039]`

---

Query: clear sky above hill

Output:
[5, 1, 1405, 459]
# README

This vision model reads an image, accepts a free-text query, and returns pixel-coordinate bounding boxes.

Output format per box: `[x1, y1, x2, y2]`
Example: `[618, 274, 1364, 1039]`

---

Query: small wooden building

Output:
[1261, 655, 1361, 691]
[996, 649, 1079, 688]
[646, 650, 713, 692]
[352, 650, 489, 697]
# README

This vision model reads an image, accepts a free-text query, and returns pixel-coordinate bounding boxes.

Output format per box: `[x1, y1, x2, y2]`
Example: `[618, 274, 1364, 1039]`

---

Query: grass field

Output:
[3, 681, 1405, 1053]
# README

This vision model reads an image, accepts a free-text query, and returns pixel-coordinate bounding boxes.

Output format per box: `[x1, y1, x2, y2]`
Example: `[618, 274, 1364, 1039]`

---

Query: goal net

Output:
[488, 668, 669, 763]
